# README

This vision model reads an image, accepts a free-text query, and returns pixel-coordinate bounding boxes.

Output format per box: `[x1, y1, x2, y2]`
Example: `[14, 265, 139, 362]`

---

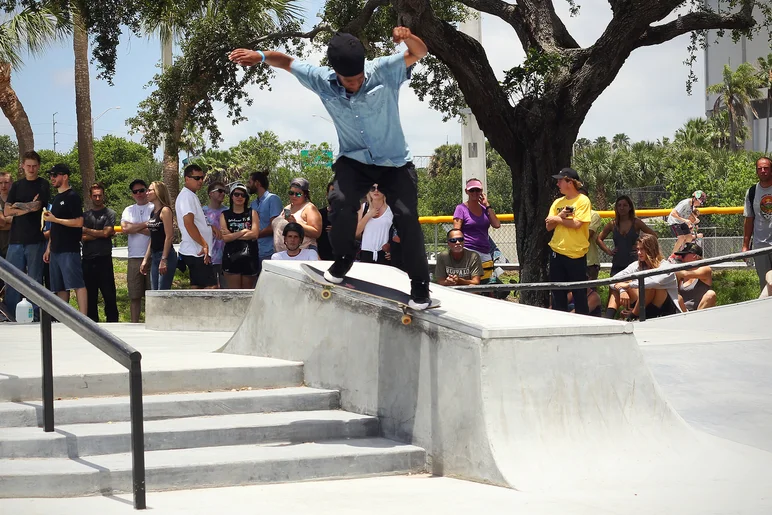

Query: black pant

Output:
[360, 250, 389, 265]
[82, 255, 119, 322]
[329, 157, 429, 283]
[549, 251, 589, 314]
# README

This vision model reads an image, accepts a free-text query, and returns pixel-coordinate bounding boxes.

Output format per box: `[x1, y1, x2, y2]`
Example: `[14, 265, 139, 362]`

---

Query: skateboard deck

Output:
[301, 264, 440, 325]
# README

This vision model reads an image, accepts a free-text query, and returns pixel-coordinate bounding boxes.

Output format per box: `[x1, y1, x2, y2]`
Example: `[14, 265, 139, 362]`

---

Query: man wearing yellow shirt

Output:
[545, 168, 592, 314]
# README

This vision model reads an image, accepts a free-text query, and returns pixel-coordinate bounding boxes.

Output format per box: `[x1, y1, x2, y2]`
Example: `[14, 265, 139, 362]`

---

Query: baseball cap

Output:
[327, 33, 365, 77]
[693, 190, 707, 202]
[230, 182, 248, 195]
[290, 177, 310, 192]
[49, 163, 71, 176]
[674, 241, 703, 257]
[551, 167, 582, 183]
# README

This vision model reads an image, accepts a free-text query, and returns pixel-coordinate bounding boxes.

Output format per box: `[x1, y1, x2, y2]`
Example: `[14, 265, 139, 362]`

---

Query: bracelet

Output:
[257, 50, 266, 63]
[161, 257, 167, 261]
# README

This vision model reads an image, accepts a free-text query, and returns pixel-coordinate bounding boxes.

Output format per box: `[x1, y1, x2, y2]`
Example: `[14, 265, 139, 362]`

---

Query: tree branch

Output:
[249, 25, 333, 46]
[343, 0, 391, 34]
[636, 3, 755, 48]
[456, 0, 533, 48]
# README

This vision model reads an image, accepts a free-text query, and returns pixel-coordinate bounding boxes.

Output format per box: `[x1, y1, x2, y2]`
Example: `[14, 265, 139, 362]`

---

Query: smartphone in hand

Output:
[283, 208, 291, 219]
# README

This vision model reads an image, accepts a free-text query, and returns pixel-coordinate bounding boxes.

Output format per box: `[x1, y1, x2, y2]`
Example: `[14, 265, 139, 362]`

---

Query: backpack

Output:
[747, 183, 757, 217]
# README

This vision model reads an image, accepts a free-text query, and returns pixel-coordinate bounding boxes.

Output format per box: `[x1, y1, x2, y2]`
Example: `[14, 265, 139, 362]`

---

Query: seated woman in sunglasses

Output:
[272, 177, 322, 254]
[434, 228, 483, 286]
[355, 184, 393, 264]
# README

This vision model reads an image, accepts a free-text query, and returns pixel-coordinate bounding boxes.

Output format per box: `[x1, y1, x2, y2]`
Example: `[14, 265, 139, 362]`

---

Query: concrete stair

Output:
[0, 357, 425, 497]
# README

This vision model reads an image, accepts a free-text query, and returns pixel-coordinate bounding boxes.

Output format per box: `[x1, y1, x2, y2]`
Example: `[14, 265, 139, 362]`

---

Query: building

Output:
[704, 0, 772, 151]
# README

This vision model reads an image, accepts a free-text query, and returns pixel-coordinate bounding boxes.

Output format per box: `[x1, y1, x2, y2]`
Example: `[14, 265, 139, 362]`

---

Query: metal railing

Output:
[0, 256, 146, 509]
[454, 246, 772, 322]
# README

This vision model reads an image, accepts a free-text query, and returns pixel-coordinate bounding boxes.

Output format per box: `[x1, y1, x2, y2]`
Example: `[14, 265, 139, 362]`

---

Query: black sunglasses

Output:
[467, 188, 482, 193]
[448, 237, 465, 244]
[188, 175, 204, 181]
[49, 173, 63, 178]
[212, 189, 227, 194]
[288, 191, 304, 197]
[132, 188, 146, 194]
[369, 185, 380, 192]
[232, 192, 247, 198]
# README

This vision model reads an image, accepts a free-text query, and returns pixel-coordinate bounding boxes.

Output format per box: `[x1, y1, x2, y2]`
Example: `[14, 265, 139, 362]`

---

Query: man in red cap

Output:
[229, 27, 433, 309]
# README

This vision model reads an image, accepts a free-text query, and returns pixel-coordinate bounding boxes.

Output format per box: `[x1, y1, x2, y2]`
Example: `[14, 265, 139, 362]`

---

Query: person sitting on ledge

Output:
[670, 241, 717, 311]
[605, 233, 682, 320]
[434, 228, 483, 287]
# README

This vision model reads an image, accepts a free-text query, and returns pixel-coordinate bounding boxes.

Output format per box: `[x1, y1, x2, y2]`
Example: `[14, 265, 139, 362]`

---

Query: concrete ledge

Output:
[146, 290, 253, 331]
[220, 261, 690, 490]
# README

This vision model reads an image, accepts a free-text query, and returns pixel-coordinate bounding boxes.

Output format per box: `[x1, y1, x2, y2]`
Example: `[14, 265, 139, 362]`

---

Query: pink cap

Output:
[465, 179, 483, 191]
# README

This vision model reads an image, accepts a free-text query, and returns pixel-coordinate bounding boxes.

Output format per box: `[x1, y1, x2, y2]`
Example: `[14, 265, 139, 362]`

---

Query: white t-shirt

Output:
[121, 203, 152, 258]
[611, 260, 683, 313]
[271, 248, 319, 261]
[666, 198, 694, 226]
[744, 183, 772, 248]
[175, 187, 212, 257]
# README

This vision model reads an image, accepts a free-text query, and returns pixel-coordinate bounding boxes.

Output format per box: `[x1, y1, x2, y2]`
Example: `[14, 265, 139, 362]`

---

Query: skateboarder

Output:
[229, 27, 432, 310]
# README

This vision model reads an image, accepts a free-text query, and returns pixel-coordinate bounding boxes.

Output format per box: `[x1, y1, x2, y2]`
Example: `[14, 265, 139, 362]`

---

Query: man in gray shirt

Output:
[434, 228, 483, 286]
[743, 156, 772, 289]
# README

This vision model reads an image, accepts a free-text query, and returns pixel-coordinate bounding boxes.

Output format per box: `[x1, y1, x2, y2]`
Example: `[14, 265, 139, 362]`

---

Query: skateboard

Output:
[301, 264, 441, 325]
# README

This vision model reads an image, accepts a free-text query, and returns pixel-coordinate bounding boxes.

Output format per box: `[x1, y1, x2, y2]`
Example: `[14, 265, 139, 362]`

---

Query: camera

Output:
[564, 206, 575, 213]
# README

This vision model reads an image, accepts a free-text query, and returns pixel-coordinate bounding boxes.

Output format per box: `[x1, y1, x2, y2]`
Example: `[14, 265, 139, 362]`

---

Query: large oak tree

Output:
[305, 0, 767, 304]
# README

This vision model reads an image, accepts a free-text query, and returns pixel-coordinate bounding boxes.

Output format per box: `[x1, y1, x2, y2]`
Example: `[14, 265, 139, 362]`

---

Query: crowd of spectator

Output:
[2, 150, 772, 324]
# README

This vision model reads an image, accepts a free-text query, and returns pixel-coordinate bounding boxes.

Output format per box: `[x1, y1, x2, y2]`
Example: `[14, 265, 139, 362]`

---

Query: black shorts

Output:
[669, 223, 691, 237]
[181, 254, 217, 287]
[222, 256, 257, 276]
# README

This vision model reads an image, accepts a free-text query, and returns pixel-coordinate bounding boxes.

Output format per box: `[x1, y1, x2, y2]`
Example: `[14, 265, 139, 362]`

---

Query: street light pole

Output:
[52, 112, 58, 153]
[92, 106, 121, 138]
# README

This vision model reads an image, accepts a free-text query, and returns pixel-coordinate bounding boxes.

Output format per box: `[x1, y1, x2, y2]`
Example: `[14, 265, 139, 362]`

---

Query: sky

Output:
[0, 2, 710, 160]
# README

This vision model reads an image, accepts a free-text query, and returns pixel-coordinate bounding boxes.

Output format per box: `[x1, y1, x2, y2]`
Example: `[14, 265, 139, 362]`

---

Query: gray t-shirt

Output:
[744, 183, 772, 248]
[667, 198, 694, 226]
[435, 249, 483, 280]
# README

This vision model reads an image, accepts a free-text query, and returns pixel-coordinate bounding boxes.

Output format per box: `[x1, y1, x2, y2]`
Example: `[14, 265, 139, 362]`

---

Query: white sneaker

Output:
[408, 299, 430, 310]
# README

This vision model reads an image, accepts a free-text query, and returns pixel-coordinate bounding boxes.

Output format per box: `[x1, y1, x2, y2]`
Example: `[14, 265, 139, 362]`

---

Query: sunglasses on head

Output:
[232, 192, 247, 198]
[288, 191, 304, 197]
[448, 237, 465, 244]
[132, 188, 146, 194]
[369, 185, 380, 192]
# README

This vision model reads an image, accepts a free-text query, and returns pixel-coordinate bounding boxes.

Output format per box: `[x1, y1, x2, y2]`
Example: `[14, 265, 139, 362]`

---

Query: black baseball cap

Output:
[327, 32, 365, 77]
[48, 163, 71, 176]
[552, 167, 582, 182]
[129, 179, 147, 190]
[674, 241, 703, 257]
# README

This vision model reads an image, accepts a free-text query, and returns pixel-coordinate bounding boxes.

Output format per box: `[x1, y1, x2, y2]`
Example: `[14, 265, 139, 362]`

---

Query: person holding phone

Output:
[271, 178, 322, 254]
[545, 168, 592, 314]
[452, 178, 501, 280]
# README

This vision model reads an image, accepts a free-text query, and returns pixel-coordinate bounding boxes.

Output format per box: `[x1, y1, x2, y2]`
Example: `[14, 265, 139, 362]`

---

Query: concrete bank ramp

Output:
[220, 261, 772, 494]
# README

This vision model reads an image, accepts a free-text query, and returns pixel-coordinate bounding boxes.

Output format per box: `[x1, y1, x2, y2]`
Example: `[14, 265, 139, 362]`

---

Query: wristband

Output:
[257, 50, 266, 63]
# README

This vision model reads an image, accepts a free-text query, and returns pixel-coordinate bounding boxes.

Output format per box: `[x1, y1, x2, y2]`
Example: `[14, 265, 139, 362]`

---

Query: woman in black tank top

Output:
[220, 184, 259, 289]
[596, 195, 655, 276]
[140, 181, 177, 290]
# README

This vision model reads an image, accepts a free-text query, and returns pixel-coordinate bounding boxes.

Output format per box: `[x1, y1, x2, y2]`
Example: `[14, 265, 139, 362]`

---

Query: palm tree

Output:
[674, 118, 712, 149]
[612, 133, 630, 151]
[756, 53, 772, 153]
[707, 63, 764, 151]
[72, 7, 96, 206]
[0, 8, 62, 165]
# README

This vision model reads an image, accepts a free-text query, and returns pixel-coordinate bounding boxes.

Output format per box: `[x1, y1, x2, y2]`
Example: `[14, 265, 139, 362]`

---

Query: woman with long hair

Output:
[140, 181, 177, 290]
[606, 233, 681, 320]
[596, 195, 656, 277]
[356, 184, 393, 264]
[220, 183, 260, 289]
[272, 178, 322, 253]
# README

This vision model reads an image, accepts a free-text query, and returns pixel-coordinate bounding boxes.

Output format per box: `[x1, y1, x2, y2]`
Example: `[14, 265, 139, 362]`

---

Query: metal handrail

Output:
[0, 256, 146, 510]
[454, 246, 772, 322]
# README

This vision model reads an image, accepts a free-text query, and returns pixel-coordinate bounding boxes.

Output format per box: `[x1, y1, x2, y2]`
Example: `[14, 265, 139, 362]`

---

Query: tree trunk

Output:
[73, 11, 95, 208]
[728, 107, 737, 151]
[163, 144, 180, 203]
[501, 104, 580, 307]
[766, 87, 770, 154]
[0, 62, 35, 174]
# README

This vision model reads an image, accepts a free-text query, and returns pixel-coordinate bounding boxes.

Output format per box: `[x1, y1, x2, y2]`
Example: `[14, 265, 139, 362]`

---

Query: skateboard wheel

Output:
[401, 315, 412, 325]
[321, 289, 332, 300]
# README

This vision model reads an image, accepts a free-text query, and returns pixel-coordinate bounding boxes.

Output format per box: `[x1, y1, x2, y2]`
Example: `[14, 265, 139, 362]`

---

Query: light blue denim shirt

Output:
[291, 53, 413, 167]
[250, 191, 283, 259]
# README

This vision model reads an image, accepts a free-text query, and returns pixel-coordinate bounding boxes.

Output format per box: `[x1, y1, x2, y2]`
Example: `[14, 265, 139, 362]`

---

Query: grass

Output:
[68, 258, 191, 322]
